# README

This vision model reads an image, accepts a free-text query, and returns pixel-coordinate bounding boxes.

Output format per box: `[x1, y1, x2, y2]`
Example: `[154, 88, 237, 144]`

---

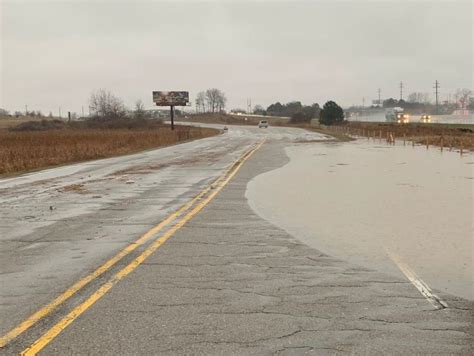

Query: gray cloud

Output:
[1, 0, 472, 114]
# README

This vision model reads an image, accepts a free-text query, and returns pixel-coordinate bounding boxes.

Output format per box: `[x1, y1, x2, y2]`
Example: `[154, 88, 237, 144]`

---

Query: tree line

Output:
[246, 100, 344, 125]
[195, 88, 227, 113]
[348, 88, 473, 114]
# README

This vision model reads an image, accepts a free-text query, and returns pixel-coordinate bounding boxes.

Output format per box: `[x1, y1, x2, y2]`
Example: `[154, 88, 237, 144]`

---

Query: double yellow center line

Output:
[0, 139, 264, 354]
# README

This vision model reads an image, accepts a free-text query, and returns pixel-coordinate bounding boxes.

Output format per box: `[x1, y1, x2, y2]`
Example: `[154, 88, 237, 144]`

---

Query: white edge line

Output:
[386, 250, 448, 309]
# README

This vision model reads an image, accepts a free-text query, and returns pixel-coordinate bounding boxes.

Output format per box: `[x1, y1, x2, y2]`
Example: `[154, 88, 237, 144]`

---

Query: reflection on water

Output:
[247, 139, 473, 300]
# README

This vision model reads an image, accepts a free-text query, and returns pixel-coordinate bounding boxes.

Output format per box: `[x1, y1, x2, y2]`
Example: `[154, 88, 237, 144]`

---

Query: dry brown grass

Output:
[183, 113, 290, 126]
[0, 116, 62, 129]
[337, 121, 474, 151]
[0, 126, 218, 175]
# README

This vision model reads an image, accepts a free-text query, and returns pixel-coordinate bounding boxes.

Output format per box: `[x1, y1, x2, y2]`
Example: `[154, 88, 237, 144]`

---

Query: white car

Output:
[258, 120, 269, 128]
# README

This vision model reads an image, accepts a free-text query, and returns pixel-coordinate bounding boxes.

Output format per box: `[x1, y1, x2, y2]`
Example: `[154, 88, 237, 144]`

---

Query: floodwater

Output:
[247, 139, 473, 300]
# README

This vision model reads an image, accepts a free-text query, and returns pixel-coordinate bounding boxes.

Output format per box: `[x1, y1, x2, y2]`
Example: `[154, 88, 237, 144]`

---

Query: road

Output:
[347, 113, 474, 124]
[0, 125, 472, 354]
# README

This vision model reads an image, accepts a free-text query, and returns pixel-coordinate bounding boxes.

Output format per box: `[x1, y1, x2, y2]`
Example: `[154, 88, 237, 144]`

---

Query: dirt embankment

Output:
[0, 121, 218, 175]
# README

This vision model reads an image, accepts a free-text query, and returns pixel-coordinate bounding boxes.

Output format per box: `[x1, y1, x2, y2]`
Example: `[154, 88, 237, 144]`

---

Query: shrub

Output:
[319, 101, 344, 125]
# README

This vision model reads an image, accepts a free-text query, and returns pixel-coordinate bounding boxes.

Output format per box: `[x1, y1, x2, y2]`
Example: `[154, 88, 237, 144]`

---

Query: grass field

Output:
[339, 121, 474, 151]
[0, 125, 218, 175]
[180, 113, 290, 126]
[0, 116, 63, 129]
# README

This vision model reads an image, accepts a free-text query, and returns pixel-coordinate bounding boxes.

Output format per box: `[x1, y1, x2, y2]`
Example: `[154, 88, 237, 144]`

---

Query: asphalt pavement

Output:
[0, 125, 472, 355]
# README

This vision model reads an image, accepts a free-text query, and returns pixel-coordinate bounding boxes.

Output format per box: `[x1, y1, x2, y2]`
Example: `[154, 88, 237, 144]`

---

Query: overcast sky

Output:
[1, 0, 472, 114]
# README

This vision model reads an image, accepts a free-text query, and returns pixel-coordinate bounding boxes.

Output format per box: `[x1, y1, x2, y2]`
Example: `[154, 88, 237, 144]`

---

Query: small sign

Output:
[152, 91, 189, 106]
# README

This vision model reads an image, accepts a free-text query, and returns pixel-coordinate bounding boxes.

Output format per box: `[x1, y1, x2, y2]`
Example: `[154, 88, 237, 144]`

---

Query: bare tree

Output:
[454, 88, 472, 110]
[205, 88, 226, 113]
[216, 91, 227, 112]
[0, 108, 9, 116]
[407, 92, 430, 103]
[89, 89, 126, 119]
[195, 91, 207, 113]
[134, 99, 146, 119]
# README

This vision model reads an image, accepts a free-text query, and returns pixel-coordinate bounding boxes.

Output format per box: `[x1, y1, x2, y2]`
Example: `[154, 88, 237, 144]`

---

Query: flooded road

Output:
[247, 139, 473, 300]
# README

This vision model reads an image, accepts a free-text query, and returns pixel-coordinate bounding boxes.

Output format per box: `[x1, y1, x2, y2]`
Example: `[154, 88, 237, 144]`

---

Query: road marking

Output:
[386, 250, 447, 310]
[21, 139, 265, 355]
[0, 141, 262, 349]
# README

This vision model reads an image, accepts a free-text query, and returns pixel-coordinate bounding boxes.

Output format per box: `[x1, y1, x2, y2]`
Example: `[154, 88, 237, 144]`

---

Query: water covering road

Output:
[247, 139, 473, 300]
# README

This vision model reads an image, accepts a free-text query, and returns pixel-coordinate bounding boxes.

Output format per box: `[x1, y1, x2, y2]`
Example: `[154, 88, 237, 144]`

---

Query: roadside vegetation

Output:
[0, 90, 218, 175]
[338, 121, 474, 151]
[0, 126, 216, 175]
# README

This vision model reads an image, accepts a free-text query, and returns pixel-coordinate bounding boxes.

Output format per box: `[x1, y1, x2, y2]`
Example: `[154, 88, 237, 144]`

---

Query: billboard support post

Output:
[152, 91, 189, 131]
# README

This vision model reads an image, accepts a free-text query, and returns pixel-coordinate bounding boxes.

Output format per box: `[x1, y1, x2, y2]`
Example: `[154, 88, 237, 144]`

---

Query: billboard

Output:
[152, 91, 189, 106]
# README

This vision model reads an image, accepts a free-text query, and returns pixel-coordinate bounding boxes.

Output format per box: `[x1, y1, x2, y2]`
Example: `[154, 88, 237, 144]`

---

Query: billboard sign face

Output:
[152, 91, 189, 106]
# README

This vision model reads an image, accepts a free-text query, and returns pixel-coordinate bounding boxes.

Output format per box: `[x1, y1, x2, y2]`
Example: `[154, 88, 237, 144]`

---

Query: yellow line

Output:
[0, 142, 260, 349]
[21, 139, 264, 355]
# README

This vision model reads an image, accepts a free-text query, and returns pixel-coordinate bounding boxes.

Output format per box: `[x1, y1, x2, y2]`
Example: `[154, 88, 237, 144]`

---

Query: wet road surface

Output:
[0, 126, 472, 354]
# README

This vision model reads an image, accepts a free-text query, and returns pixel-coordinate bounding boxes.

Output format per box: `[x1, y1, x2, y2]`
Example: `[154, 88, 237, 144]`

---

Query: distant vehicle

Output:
[385, 107, 410, 124]
[223, 126, 228, 131]
[420, 114, 431, 123]
[258, 120, 268, 128]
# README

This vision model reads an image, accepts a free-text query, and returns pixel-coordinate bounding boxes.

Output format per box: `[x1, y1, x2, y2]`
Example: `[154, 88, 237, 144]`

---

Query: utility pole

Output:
[433, 80, 440, 114]
[247, 99, 252, 114]
[378, 88, 381, 106]
[59, 107, 61, 118]
[399, 81, 404, 101]
[362, 97, 365, 108]
[81, 106, 85, 118]
[25, 105, 28, 115]
[170, 105, 175, 130]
